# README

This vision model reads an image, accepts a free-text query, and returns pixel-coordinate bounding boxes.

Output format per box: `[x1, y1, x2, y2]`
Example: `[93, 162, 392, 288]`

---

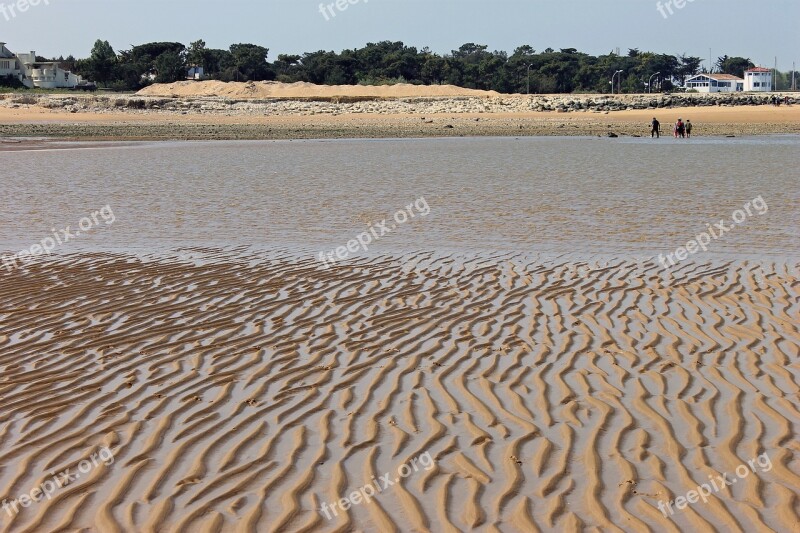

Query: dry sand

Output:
[1, 82, 799, 142]
[1, 104, 799, 144]
[136, 80, 501, 99]
[0, 251, 798, 531]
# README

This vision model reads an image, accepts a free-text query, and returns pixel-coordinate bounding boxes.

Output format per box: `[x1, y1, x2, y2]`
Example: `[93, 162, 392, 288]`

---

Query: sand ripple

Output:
[0, 251, 798, 532]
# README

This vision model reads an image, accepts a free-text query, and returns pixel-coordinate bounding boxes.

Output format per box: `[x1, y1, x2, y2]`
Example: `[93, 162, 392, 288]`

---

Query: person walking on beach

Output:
[651, 117, 660, 138]
[685, 119, 693, 138]
[674, 118, 685, 138]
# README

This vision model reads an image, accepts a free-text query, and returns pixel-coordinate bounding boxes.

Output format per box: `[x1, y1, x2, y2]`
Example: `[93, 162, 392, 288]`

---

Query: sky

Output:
[1, 0, 798, 70]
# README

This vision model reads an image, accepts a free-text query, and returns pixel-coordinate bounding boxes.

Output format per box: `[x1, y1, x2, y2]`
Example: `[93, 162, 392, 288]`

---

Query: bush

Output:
[357, 76, 409, 86]
[0, 74, 26, 89]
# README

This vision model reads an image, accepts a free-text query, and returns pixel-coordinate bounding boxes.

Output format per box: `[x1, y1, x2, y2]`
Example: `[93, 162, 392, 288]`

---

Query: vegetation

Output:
[0, 74, 26, 89]
[31, 40, 799, 94]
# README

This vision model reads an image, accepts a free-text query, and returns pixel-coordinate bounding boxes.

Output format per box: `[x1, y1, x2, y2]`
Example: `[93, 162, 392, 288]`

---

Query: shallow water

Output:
[1, 136, 798, 262]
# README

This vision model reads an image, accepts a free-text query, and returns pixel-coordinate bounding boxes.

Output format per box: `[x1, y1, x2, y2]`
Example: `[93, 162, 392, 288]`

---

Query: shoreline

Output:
[1, 109, 798, 143]
[1, 92, 799, 142]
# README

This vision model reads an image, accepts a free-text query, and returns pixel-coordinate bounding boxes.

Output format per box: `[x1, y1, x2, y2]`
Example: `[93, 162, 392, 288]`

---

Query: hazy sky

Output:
[2, 0, 798, 69]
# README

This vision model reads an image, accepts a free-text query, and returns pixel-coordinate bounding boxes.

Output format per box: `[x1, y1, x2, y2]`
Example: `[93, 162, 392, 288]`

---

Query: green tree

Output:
[229, 44, 273, 81]
[677, 54, 703, 85]
[154, 51, 187, 83]
[716, 56, 754, 78]
[187, 40, 208, 72]
[86, 40, 117, 84]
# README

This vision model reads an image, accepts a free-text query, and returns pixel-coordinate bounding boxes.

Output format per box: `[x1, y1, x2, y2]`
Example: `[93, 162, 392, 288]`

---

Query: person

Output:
[685, 119, 693, 138]
[675, 118, 685, 138]
[651, 117, 660, 138]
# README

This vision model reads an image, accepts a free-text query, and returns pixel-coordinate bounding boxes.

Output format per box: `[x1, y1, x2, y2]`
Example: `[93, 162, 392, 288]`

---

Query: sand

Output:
[0, 92, 798, 531]
[1, 104, 799, 143]
[1, 84, 799, 142]
[136, 80, 501, 99]
[0, 251, 797, 531]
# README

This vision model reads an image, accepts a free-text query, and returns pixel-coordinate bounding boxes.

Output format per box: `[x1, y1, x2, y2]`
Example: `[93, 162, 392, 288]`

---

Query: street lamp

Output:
[611, 70, 624, 94]
[527, 64, 533, 95]
[648, 72, 661, 93]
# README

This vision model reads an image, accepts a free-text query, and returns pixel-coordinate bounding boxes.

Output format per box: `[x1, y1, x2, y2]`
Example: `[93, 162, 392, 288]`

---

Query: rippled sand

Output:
[1, 137, 798, 532]
[1, 249, 798, 532]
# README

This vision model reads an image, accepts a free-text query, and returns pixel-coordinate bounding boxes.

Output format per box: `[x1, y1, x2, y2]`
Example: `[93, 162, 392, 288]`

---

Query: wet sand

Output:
[0, 251, 798, 531]
[1, 135, 797, 531]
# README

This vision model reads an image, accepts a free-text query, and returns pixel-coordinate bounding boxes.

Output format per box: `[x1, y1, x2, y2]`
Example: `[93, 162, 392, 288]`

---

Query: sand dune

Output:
[136, 80, 500, 99]
[0, 250, 797, 532]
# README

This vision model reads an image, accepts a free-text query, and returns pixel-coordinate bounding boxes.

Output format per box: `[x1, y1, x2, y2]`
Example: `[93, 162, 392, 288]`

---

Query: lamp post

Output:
[611, 70, 623, 94]
[648, 72, 660, 94]
[527, 64, 533, 95]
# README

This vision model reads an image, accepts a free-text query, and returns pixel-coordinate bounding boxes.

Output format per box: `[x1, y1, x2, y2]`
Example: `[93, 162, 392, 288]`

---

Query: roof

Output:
[686, 73, 743, 81]
[746, 67, 771, 73]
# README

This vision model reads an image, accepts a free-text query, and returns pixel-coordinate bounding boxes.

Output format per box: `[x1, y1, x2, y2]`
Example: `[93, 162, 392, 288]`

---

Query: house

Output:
[685, 73, 744, 93]
[0, 42, 24, 83]
[744, 67, 772, 92]
[0, 42, 84, 88]
[187, 66, 204, 80]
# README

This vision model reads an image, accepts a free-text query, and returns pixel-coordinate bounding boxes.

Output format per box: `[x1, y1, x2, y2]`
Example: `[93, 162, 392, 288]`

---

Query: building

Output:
[0, 42, 84, 88]
[744, 67, 772, 92]
[685, 73, 744, 93]
[0, 42, 24, 83]
[187, 66, 204, 80]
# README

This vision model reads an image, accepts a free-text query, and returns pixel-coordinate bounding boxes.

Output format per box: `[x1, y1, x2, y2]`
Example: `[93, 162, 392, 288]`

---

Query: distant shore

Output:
[1, 87, 798, 142]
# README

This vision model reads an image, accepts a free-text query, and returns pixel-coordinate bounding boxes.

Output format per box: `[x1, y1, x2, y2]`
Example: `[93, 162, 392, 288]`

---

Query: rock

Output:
[608, 132, 618, 138]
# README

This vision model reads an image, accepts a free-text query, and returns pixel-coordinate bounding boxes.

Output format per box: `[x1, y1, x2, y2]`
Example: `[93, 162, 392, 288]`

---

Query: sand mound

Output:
[136, 80, 500, 99]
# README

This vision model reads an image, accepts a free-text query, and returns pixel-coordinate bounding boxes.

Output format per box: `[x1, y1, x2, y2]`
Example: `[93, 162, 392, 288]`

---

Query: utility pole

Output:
[793, 61, 796, 91]
[527, 64, 533, 95]
[774, 57, 777, 92]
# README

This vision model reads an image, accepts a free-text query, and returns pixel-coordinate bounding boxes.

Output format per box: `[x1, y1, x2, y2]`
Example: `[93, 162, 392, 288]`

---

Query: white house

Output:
[744, 67, 772, 92]
[187, 66, 204, 80]
[0, 42, 25, 83]
[0, 42, 84, 88]
[685, 73, 744, 93]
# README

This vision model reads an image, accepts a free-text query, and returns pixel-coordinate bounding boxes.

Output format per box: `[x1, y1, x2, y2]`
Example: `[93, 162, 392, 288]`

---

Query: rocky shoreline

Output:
[0, 91, 796, 118]
[1, 91, 798, 142]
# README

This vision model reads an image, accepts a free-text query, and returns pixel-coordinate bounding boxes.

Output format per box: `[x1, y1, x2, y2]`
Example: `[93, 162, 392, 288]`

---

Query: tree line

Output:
[22, 39, 800, 93]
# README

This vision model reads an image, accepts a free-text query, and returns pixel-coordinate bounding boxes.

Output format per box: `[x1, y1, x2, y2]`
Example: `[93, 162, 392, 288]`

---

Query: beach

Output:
[1, 83, 799, 143]
[1, 136, 798, 532]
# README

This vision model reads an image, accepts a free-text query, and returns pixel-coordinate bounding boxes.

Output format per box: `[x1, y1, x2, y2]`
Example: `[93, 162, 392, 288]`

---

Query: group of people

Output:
[650, 117, 692, 139]
[771, 95, 790, 106]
